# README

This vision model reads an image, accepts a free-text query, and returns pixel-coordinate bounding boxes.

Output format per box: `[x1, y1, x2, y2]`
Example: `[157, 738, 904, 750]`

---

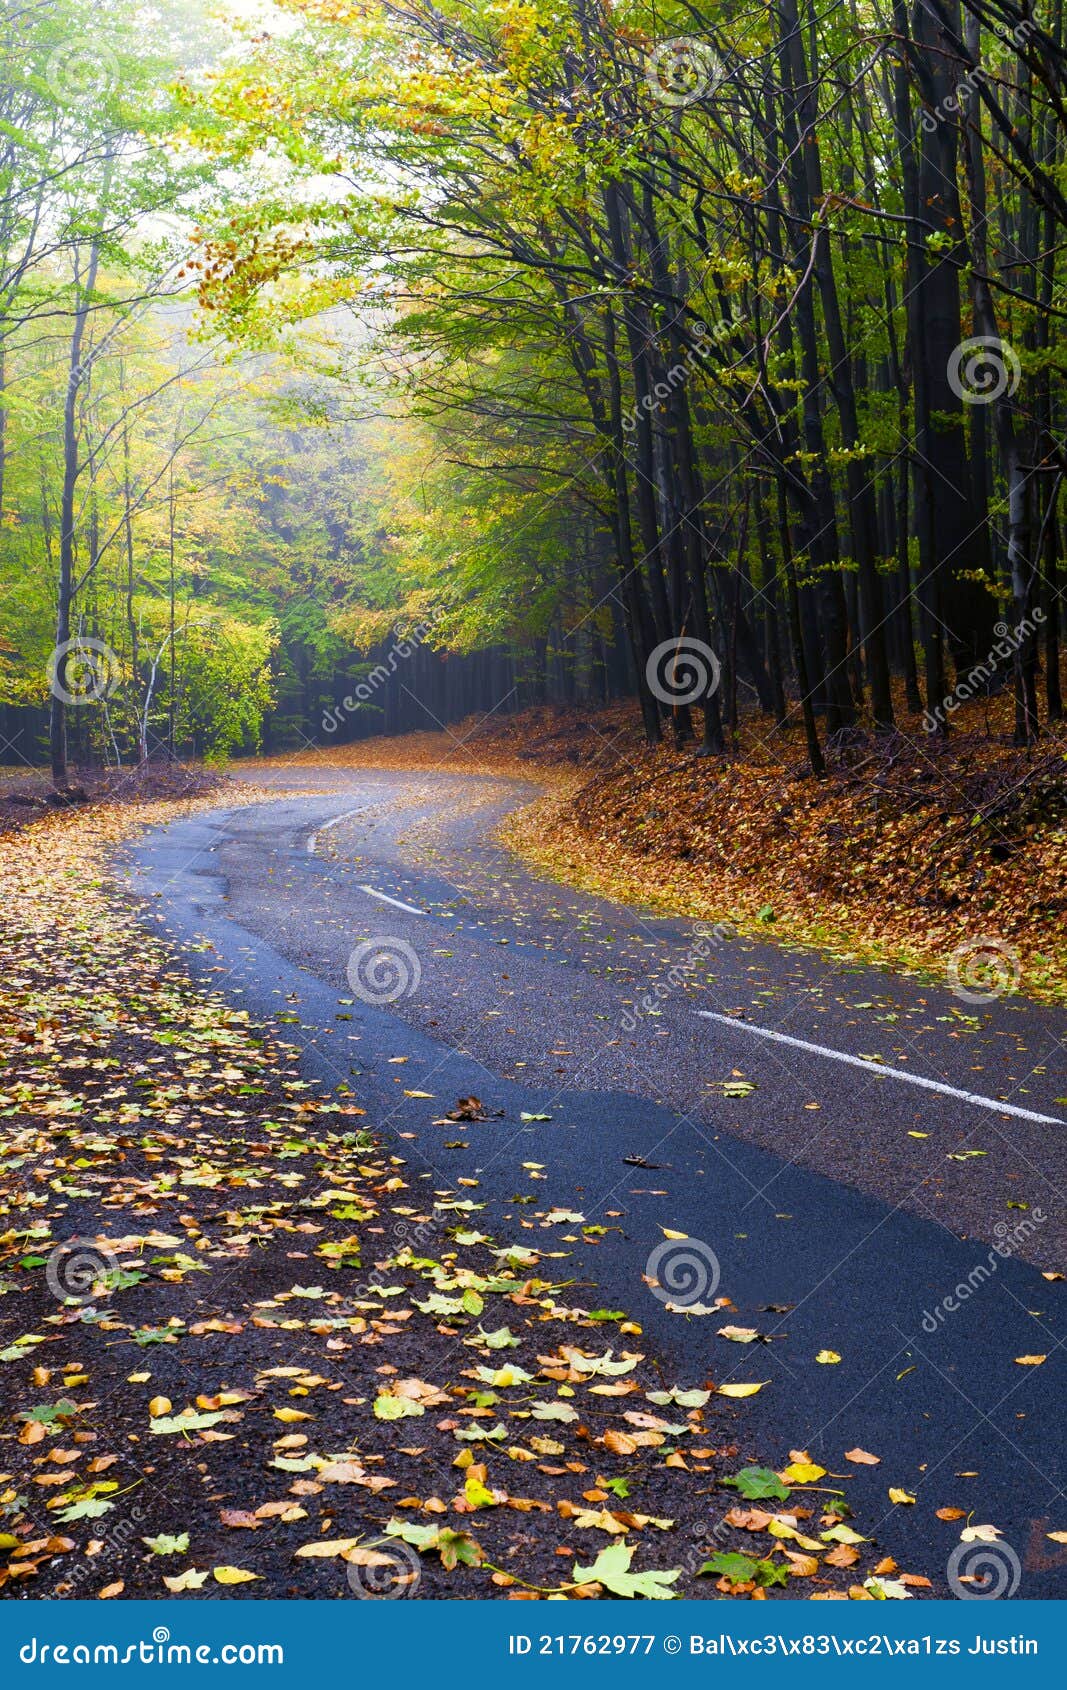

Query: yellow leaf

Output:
[660, 1227, 688, 1240]
[212, 1566, 261, 1584]
[815, 1350, 841, 1364]
[888, 1488, 916, 1505]
[767, 1519, 823, 1551]
[293, 1539, 360, 1558]
[1046, 1531, 1067, 1544]
[783, 1462, 826, 1484]
[148, 1396, 171, 1418]
[273, 1407, 313, 1422]
[1014, 1355, 1046, 1366]
[717, 1381, 768, 1397]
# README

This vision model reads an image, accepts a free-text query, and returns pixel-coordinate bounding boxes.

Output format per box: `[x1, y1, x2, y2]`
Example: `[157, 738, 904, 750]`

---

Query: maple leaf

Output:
[571, 1540, 680, 1600]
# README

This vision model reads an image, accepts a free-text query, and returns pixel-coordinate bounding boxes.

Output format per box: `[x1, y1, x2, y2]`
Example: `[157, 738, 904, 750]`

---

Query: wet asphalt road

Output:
[123, 765, 1067, 1597]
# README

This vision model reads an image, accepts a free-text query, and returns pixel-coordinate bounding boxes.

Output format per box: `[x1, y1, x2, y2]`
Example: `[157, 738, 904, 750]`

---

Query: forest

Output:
[2, 0, 1065, 785]
[0, 0, 1064, 1616]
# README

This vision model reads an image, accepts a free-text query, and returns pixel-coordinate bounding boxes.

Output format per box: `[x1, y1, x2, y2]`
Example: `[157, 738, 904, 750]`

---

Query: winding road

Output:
[124, 762, 1066, 1596]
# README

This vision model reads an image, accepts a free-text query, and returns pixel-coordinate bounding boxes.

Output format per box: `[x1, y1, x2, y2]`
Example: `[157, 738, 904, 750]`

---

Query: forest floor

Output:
[0, 763, 226, 838]
[275, 679, 1067, 1005]
[0, 796, 930, 1602]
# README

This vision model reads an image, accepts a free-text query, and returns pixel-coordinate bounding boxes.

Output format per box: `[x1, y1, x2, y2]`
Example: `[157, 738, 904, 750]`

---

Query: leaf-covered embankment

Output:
[273, 690, 1067, 1003]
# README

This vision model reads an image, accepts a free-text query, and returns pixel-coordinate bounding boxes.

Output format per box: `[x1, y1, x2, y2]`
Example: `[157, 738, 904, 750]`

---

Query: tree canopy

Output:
[1, 0, 1064, 777]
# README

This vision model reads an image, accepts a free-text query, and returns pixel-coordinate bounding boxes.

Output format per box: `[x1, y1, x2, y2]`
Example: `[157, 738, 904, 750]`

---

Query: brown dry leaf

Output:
[315, 1461, 370, 1485]
[602, 1428, 637, 1456]
[936, 1507, 966, 1521]
[844, 1447, 880, 1465]
[784, 1551, 820, 1577]
[824, 1544, 860, 1568]
[725, 1508, 773, 1531]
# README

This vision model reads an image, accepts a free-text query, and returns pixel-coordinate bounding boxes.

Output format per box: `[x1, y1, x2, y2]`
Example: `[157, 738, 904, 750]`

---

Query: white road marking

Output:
[304, 802, 426, 913]
[306, 804, 369, 855]
[695, 1010, 1065, 1126]
[358, 884, 426, 917]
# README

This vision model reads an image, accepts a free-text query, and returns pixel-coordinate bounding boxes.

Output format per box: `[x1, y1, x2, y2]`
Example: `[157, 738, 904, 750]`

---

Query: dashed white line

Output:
[695, 1010, 1065, 1126]
[358, 884, 426, 917]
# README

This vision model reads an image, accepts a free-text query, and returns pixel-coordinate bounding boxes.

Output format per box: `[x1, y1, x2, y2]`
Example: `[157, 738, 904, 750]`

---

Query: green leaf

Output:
[373, 1394, 424, 1420]
[720, 1466, 791, 1501]
[143, 1532, 190, 1555]
[477, 1325, 519, 1349]
[699, 1552, 788, 1588]
[571, 1540, 680, 1600]
[55, 1497, 115, 1522]
[384, 1520, 483, 1569]
[149, 1410, 228, 1435]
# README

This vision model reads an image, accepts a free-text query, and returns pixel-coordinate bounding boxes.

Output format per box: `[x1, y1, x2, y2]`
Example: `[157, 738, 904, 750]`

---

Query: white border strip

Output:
[358, 884, 426, 917]
[695, 1011, 1064, 1126]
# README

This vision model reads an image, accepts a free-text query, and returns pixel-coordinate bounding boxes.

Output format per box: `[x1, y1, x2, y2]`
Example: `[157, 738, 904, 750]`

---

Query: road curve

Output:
[123, 764, 1067, 1597]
